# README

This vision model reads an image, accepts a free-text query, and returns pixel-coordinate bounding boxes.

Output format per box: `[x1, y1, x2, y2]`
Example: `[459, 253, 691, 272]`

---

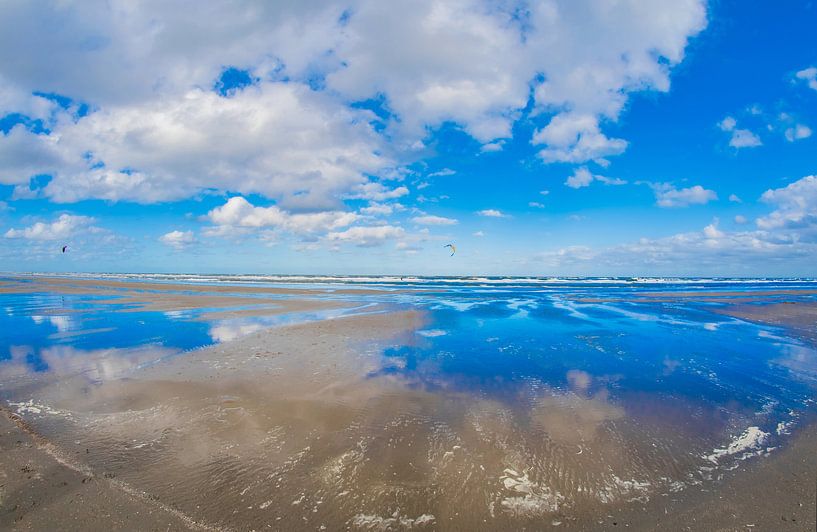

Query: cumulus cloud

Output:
[718, 116, 762, 148]
[477, 209, 506, 218]
[795, 66, 817, 91]
[0, 2, 347, 105]
[0, 125, 63, 186]
[534, 114, 627, 164]
[411, 215, 458, 225]
[4, 213, 95, 240]
[329, 0, 706, 145]
[718, 116, 737, 131]
[1, 212, 128, 261]
[535, 227, 806, 275]
[325, 225, 405, 247]
[702, 218, 724, 239]
[350, 183, 410, 202]
[784, 124, 812, 142]
[8, 84, 392, 209]
[428, 168, 456, 177]
[565, 167, 594, 189]
[0, 0, 707, 208]
[534, 175, 817, 275]
[159, 230, 197, 249]
[728, 129, 762, 148]
[480, 141, 504, 153]
[206, 196, 359, 236]
[203, 196, 422, 250]
[564, 166, 626, 189]
[728, 194, 742, 203]
[651, 183, 717, 208]
[360, 203, 399, 216]
[756, 175, 817, 234]
[0, 80, 57, 122]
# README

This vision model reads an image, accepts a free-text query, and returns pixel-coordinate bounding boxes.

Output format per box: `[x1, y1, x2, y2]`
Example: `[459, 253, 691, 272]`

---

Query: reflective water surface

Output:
[1, 275, 817, 529]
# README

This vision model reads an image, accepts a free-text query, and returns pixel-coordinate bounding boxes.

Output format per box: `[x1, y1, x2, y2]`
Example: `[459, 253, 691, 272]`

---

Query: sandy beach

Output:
[1, 277, 816, 530]
[4, 0, 816, 529]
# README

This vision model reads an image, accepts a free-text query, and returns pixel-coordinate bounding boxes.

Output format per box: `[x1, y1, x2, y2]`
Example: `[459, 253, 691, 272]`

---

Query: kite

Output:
[61, 245, 68, 253]
[444, 243, 456, 256]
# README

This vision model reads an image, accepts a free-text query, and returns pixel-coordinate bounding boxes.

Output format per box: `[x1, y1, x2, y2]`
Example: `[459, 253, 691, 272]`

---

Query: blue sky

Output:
[1, 0, 816, 276]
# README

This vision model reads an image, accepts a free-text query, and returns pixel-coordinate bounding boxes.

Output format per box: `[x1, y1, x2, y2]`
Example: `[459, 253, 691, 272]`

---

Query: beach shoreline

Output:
[1, 277, 816, 530]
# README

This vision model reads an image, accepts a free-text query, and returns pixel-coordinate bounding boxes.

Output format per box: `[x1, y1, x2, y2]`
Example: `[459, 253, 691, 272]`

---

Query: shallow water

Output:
[2, 275, 817, 529]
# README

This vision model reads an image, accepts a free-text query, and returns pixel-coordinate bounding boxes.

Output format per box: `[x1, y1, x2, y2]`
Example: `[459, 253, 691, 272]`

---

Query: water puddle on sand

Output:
[2, 281, 817, 529]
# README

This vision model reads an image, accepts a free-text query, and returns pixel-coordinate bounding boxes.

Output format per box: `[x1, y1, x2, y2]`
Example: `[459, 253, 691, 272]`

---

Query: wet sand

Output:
[3, 405, 813, 531]
[622, 420, 817, 531]
[714, 301, 817, 346]
[1, 279, 817, 530]
[0, 275, 354, 315]
[0, 409, 201, 531]
[572, 290, 817, 305]
[0, 275, 392, 296]
[640, 289, 817, 298]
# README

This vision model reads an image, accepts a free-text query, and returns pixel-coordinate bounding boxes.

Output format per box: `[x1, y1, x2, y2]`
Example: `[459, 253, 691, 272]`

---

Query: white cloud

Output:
[534, 175, 817, 275]
[728, 194, 742, 203]
[206, 196, 359, 236]
[360, 203, 397, 216]
[473, 231, 485, 237]
[534, 113, 627, 164]
[702, 218, 724, 239]
[734, 129, 763, 148]
[1, 212, 128, 261]
[528, 202, 545, 208]
[327, 1, 531, 143]
[428, 168, 456, 177]
[0, 125, 63, 186]
[0, 2, 347, 105]
[0, 0, 711, 257]
[651, 183, 717, 208]
[540, 190, 550, 196]
[734, 215, 747, 224]
[0, 81, 55, 119]
[596, 175, 627, 186]
[159, 230, 197, 249]
[718, 116, 736, 131]
[6, 84, 393, 209]
[564, 166, 626, 189]
[350, 183, 410, 202]
[0, 0, 707, 209]
[756, 175, 817, 234]
[4, 213, 95, 240]
[534, 227, 799, 275]
[729, 129, 762, 148]
[395, 241, 423, 253]
[480, 141, 504, 153]
[325, 225, 405, 247]
[477, 209, 506, 218]
[784, 124, 812, 142]
[565, 167, 594, 188]
[795, 66, 817, 91]
[717, 116, 761, 149]
[411, 215, 458, 225]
